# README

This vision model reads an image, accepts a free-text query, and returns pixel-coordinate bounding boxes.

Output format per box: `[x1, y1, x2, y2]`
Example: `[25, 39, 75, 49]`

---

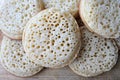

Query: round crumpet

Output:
[23, 8, 81, 68]
[0, 0, 44, 39]
[69, 27, 118, 77]
[80, 0, 120, 38]
[115, 37, 120, 49]
[42, 0, 80, 17]
[0, 37, 43, 77]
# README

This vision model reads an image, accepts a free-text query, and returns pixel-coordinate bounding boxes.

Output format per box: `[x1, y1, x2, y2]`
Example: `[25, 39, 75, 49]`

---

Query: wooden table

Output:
[0, 31, 120, 80]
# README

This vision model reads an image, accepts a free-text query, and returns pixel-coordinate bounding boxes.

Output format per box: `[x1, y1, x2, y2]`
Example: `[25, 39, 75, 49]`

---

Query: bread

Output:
[0, 0, 44, 39]
[23, 8, 81, 68]
[69, 26, 118, 77]
[80, 0, 120, 38]
[0, 36, 43, 77]
[42, 0, 80, 17]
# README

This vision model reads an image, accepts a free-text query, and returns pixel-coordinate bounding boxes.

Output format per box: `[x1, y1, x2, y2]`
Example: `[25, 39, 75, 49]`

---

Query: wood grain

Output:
[0, 31, 120, 80]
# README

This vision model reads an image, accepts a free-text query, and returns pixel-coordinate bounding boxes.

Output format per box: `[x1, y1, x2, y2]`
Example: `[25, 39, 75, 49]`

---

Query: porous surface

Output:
[23, 8, 81, 68]
[0, 0, 44, 39]
[80, 0, 120, 38]
[69, 27, 118, 77]
[0, 37, 43, 77]
[43, 0, 80, 17]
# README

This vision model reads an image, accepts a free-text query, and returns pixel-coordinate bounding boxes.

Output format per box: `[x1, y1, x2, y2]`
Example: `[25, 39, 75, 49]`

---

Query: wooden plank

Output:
[0, 31, 120, 80]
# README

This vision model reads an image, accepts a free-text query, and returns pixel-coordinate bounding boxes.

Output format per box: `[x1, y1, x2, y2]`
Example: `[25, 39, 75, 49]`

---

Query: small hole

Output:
[66, 38, 69, 41]
[59, 54, 62, 56]
[32, 45, 35, 48]
[58, 36, 61, 38]
[67, 43, 70, 46]
[44, 49, 46, 51]
[41, 55, 43, 57]
[33, 5, 35, 7]
[67, 50, 69, 52]
[57, 47, 60, 50]
[51, 50, 53, 53]
[47, 46, 50, 49]
[23, 62, 26, 65]
[61, 43, 64, 46]
[65, 54, 67, 56]
[37, 46, 40, 49]
[54, 58, 56, 60]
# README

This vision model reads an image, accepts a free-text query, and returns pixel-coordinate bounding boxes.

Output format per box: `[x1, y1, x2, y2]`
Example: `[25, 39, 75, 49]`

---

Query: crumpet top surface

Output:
[23, 8, 81, 68]
[69, 27, 118, 77]
[0, 0, 44, 39]
[0, 37, 43, 77]
[80, 0, 120, 38]
[43, 0, 80, 17]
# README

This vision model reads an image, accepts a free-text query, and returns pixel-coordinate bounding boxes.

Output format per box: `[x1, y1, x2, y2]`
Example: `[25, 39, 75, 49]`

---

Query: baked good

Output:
[80, 0, 120, 38]
[69, 27, 118, 77]
[0, 36, 43, 77]
[43, 0, 80, 17]
[0, 0, 44, 39]
[23, 8, 81, 68]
